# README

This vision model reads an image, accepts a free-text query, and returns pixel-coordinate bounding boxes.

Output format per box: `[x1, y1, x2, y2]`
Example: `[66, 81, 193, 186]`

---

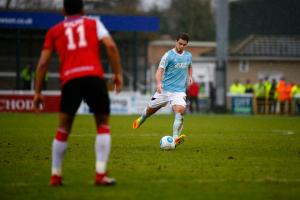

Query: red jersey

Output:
[43, 15, 108, 85]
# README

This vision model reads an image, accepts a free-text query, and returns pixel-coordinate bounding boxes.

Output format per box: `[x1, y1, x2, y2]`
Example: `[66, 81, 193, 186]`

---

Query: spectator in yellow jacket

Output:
[244, 79, 253, 93]
[21, 63, 34, 90]
[268, 79, 277, 114]
[230, 79, 245, 94]
[291, 82, 300, 114]
[254, 79, 266, 114]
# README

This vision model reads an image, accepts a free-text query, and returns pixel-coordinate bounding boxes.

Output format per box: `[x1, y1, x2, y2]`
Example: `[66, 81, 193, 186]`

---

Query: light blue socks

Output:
[173, 113, 183, 138]
[140, 108, 149, 123]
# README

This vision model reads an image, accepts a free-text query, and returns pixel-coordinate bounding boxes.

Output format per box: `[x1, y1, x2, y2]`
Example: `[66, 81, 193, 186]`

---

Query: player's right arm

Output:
[96, 19, 123, 93]
[155, 67, 164, 93]
[101, 36, 123, 93]
[156, 52, 168, 93]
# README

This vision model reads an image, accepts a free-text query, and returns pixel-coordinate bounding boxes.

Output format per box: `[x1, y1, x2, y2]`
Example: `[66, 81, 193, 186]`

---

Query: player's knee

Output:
[173, 105, 186, 114]
[95, 114, 109, 126]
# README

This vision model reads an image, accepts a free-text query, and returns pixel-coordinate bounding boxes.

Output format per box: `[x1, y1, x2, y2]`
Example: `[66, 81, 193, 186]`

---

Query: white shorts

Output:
[148, 91, 187, 108]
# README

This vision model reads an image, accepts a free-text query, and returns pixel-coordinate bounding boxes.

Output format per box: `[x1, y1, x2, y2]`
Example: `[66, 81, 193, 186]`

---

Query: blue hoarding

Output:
[0, 11, 159, 32]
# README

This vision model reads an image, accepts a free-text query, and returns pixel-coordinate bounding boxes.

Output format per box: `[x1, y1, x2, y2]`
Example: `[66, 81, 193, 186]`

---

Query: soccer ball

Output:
[160, 136, 175, 150]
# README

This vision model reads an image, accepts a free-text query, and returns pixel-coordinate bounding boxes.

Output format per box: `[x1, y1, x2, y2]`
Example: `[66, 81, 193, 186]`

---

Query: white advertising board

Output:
[77, 92, 172, 115]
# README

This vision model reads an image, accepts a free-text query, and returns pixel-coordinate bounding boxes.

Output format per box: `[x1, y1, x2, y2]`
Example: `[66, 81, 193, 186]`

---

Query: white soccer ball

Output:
[160, 136, 175, 150]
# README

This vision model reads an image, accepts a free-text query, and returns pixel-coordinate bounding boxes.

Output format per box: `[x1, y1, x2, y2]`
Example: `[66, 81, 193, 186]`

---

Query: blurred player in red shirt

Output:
[33, 0, 123, 186]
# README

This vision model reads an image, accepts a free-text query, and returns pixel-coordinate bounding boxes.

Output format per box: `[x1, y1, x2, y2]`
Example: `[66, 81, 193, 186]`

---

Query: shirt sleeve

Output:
[96, 18, 109, 40]
[158, 52, 169, 69]
[43, 29, 55, 50]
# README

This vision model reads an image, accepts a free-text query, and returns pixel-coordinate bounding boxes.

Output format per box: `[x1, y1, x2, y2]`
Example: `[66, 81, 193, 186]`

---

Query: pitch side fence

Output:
[0, 90, 172, 115]
[227, 93, 300, 115]
[1, 91, 299, 115]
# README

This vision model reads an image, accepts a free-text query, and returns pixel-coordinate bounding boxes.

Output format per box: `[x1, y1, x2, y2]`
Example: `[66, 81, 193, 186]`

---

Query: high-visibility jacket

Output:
[269, 82, 278, 99]
[253, 83, 265, 97]
[264, 80, 271, 98]
[291, 85, 300, 98]
[277, 80, 287, 102]
[285, 83, 293, 101]
[245, 83, 253, 93]
[230, 83, 245, 94]
[21, 68, 32, 81]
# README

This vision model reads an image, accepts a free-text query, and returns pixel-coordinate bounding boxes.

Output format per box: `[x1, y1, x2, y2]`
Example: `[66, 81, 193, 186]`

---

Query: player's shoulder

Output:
[83, 16, 107, 33]
[64, 16, 99, 27]
[82, 16, 98, 23]
[184, 50, 192, 57]
[83, 16, 107, 27]
[165, 49, 177, 58]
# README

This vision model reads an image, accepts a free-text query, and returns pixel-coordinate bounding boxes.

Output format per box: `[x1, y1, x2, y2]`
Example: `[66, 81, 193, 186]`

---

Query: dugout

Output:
[0, 10, 159, 92]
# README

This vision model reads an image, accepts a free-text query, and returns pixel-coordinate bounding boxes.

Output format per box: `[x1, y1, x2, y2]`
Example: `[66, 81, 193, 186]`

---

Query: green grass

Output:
[0, 113, 300, 200]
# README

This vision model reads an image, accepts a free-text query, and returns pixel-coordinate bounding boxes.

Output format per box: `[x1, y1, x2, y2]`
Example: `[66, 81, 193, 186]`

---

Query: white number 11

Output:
[65, 24, 87, 50]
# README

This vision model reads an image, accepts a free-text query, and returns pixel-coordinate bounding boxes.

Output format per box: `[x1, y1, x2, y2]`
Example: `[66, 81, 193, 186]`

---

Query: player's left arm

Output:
[188, 65, 193, 85]
[155, 67, 164, 93]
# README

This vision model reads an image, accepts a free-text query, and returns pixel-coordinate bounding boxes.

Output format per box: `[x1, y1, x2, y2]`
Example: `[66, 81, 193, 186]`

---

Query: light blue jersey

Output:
[159, 49, 192, 92]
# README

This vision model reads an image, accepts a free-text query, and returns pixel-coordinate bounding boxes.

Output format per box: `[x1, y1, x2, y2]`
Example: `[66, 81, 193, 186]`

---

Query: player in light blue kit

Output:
[133, 33, 193, 146]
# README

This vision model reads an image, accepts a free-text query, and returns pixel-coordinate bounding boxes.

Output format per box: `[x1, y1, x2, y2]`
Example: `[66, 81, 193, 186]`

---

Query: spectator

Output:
[277, 78, 287, 115]
[263, 77, 271, 97]
[21, 63, 33, 90]
[254, 79, 266, 114]
[268, 79, 277, 114]
[244, 79, 253, 93]
[187, 81, 199, 113]
[291, 82, 300, 114]
[230, 79, 245, 94]
[285, 82, 294, 115]
[209, 81, 216, 112]
[263, 76, 274, 114]
[43, 72, 48, 90]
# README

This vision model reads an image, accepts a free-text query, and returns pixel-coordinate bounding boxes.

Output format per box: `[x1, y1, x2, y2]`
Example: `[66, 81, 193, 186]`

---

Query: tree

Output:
[230, 0, 300, 41]
[3, 0, 54, 9]
[147, 0, 215, 41]
[85, 0, 141, 15]
[2, 0, 141, 14]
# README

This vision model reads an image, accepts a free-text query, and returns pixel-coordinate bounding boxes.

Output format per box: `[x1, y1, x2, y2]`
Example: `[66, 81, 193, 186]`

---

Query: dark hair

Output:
[176, 33, 190, 43]
[64, 0, 83, 15]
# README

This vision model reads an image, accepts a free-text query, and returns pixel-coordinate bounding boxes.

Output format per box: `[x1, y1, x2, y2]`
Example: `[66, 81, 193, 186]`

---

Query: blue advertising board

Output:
[230, 94, 253, 115]
[0, 11, 159, 32]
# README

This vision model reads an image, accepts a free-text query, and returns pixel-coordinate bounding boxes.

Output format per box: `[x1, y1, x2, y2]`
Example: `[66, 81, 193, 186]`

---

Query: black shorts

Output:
[60, 76, 110, 115]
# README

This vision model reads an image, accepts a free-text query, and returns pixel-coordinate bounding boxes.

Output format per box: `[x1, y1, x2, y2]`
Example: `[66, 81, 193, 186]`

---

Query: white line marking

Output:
[272, 130, 295, 135]
[70, 133, 161, 137]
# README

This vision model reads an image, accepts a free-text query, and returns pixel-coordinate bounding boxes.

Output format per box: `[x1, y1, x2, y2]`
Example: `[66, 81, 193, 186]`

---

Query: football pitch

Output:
[0, 113, 300, 200]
